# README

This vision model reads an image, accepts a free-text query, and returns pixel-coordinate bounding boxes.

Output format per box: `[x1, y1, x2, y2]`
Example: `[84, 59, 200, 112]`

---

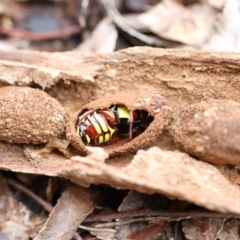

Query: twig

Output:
[84, 209, 240, 223]
[7, 178, 53, 212]
[100, 0, 180, 47]
[79, 225, 115, 233]
[94, 216, 171, 228]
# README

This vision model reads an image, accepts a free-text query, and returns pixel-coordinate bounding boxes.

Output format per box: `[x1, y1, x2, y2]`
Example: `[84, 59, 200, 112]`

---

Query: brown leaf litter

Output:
[34, 182, 93, 240]
[0, 195, 37, 239]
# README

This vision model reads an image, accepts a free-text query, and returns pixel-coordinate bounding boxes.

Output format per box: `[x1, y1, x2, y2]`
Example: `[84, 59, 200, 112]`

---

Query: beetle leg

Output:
[129, 110, 133, 140]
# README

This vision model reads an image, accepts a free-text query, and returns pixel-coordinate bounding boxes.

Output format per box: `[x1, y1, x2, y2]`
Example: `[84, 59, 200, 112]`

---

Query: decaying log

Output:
[1, 47, 240, 112]
[1, 47, 240, 213]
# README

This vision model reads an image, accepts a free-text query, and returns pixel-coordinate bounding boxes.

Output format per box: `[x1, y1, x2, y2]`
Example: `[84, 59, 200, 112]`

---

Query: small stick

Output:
[7, 178, 53, 213]
[84, 209, 240, 223]
[79, 225, 115, 233]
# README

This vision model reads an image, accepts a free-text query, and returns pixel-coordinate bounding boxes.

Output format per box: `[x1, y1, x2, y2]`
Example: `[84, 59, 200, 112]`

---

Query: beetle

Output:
[76, 105, 153, 146]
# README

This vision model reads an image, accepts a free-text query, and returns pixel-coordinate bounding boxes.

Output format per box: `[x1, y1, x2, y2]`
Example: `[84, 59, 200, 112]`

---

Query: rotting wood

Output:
[1, 47, 240, 214]
[1, 47, 240, 113]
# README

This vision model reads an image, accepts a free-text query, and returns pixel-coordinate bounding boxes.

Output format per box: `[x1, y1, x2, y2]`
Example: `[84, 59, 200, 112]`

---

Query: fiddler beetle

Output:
[76, 105, 153, 146]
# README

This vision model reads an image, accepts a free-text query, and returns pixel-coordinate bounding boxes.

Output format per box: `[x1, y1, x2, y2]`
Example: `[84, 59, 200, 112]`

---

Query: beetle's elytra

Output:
[76, 105, 153, 146]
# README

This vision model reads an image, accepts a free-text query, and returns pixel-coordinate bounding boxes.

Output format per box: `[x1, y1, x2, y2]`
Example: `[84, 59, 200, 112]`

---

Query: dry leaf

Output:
[100, 0, 174, 48]
[77, 17, 118, 53]
[116, 191, 149, 240]
[182, 218, 240, 240]
[217, 219, 240, 240]
[121, 14, 149, 32]
[34, 182, 93, 240]
[138, 1, 216, 46]
[182, 218, 225, 240]
[116, 191, 168, 239]
[118, 191, 169, 212]
[126, 223, 168, 240]
[205, 0, 226, 9]
[202, 0, 240, 52]
[86, 227, 116, 240]
[0, 195, 37, 239]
